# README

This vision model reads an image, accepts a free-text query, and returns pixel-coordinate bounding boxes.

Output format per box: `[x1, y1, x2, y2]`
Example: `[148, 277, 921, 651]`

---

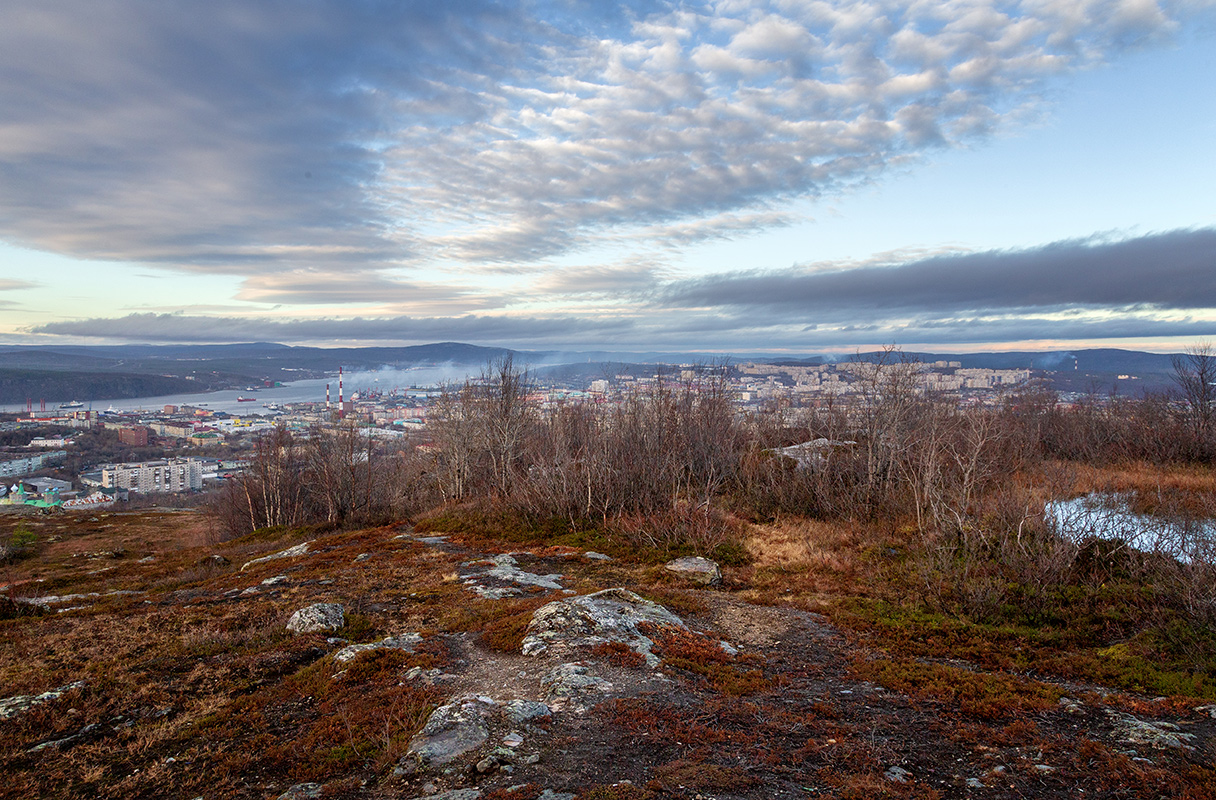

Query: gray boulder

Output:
[664, 555, 722, 586]
[406, 696, 496, 766]
[286, 603, 345, 634]
[503, 699, 551, 725]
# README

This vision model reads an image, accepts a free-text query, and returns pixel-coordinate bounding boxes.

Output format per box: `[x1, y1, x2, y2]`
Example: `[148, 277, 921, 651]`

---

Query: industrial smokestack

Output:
[339, 367, 344, 405]
[326, 383, 331, 408]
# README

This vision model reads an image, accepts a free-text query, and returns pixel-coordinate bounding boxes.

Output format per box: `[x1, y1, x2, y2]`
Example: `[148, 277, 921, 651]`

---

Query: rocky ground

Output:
[1, 510, 1214, 799]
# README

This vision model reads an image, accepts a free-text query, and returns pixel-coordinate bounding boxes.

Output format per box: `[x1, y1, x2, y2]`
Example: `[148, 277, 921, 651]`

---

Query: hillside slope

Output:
[1, 511, 1213, 799]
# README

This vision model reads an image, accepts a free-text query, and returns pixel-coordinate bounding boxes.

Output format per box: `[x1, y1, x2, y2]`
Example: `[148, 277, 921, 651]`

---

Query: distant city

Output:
[0, 341, 1190, 510]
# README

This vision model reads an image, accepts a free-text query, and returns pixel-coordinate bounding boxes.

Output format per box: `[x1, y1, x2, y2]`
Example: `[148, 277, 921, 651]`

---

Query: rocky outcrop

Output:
[407, 696, 496, 767]
[520, 588, 686, 667]
[663, 555, 722, 586]
[275, 783, 322, 800]
[333, 633, 423, 664]
[461, 554, 564, 599]
[541, 662, 612, 699]
[0, 681, 86, 721]
[241, 541, 312, 572]
[286, 603, 345, 634]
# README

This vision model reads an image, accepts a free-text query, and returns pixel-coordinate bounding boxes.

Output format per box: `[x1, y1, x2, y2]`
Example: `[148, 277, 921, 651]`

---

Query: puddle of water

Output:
[1046, 493, 1216, 564]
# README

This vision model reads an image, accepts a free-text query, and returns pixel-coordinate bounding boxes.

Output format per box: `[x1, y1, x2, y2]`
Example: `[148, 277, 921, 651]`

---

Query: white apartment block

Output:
[101, 458, 203, 493]
[0, 451, 67, 479]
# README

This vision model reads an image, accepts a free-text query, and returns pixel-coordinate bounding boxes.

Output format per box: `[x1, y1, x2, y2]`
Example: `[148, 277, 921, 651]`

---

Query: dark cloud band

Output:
[663, 228, 1216, 314]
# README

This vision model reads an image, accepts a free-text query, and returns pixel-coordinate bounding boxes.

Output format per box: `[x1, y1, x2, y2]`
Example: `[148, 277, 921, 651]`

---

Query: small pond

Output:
[1046, 493, 1216, 564]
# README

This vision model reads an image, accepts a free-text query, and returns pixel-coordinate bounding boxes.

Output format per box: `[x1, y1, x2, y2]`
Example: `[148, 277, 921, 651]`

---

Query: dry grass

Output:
[740, 517, 892, 608]
[1061, 460, 1216, 516]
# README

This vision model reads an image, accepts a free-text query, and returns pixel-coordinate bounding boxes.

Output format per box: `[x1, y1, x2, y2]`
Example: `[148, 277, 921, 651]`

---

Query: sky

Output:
[1, 0, 1214, 356]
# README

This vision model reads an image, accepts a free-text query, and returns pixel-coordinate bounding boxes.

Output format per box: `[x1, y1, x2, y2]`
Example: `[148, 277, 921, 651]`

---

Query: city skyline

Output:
[1, 1, 1214, 355]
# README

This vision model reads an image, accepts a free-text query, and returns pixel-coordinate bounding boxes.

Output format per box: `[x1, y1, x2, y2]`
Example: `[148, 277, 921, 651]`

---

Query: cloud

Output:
[0, 279, 38, 291]
[0, 0, 521, 271]
[20, 226, 1216, 351]
[662, 227, 1216, 316]
[235, 269, 504, 312]
[533, 263, 663, 295]
[1, 0, 1207, 273]
[29, 311, 634, 345]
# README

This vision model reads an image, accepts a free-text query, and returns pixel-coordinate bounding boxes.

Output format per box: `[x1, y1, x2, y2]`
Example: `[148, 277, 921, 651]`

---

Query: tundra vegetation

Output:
[3, 349, 1216, 798]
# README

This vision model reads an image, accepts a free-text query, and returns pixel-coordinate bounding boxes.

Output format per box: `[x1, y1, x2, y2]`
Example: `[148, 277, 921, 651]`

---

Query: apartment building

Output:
[100, 458, 203, 493]
[0, 450, 68, 479]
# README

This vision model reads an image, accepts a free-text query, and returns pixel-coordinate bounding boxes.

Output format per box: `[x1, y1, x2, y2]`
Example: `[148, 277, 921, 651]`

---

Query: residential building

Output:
[118, 426, 150, 446]
[100, 458, 204, 493]
[0, 450, 67, 479]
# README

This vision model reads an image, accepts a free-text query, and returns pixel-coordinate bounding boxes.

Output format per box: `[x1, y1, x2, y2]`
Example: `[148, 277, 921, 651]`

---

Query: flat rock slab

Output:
[241, 541, 312, 571]
[461, 554, 564, 599]
[1106, 709, 1197, 750]
[0, 681, 86, 721]
[664, 555, 722, 585]
[333, 633, 423, 664]
[286, 602, 345, 634]
[521, 587, 686, 667]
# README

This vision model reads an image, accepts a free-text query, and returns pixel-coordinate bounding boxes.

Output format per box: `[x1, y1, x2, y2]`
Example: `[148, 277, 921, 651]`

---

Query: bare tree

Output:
[851, 345, 923, 508]
[218, 424, 305, 534]
[429, 380, 484, 503]
[1172, 341, 1216, 444]
[481, 355, 535, 498]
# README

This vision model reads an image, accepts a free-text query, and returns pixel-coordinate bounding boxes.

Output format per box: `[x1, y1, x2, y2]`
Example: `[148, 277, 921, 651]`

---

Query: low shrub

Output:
[850, 657, 1061, 720]
[649, 626, 774, 696]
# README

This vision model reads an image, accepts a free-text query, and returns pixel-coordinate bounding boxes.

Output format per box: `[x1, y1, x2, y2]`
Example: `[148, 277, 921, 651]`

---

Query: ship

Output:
[59, 400, 84, 409]
[236, 396, 257, 402]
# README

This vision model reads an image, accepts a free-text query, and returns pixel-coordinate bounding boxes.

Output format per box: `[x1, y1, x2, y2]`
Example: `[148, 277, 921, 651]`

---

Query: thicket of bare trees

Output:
[214, 349, 1216, 610]
[427, 361, 742, 552]
[218, 349, 1216, 540]
[209, 422, 427, 540]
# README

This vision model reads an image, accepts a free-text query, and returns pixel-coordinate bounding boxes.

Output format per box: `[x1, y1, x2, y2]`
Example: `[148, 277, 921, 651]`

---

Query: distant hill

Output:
[0, 342, 1194, 400]
[0, 369, 199, 405]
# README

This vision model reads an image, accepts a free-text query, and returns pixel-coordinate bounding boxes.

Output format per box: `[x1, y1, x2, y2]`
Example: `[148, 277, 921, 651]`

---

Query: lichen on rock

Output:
[332, 633, 423, 664]
[520, 587, 686, 667]
[285, 602, 344, 634]
[663, 555, 721, 585]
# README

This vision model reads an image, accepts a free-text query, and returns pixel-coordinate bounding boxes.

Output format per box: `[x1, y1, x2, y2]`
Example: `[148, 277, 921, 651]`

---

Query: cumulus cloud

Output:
[2, 0, 1208, 273]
